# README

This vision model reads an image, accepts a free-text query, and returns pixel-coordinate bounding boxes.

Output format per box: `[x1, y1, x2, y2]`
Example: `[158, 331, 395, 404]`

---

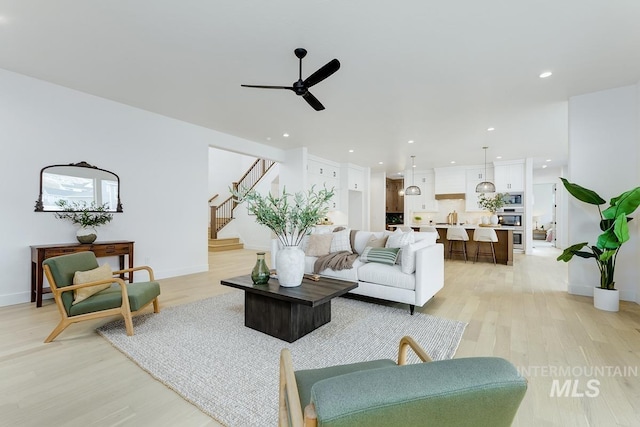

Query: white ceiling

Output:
[2, 1, 640, 175]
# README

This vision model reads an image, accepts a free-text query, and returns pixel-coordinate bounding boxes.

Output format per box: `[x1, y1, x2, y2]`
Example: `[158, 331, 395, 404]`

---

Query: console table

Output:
[30, 241, 134, 307]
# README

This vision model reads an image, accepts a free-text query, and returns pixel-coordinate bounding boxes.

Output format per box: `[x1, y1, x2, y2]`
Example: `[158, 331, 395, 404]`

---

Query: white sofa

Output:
[270, 229, 445, 314]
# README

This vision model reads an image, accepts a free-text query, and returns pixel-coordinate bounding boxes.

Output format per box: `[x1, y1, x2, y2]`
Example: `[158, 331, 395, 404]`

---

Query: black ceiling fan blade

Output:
[303, 59, 340, 88]
[302, 91, 325, 111]
[241, 84, 294, 90]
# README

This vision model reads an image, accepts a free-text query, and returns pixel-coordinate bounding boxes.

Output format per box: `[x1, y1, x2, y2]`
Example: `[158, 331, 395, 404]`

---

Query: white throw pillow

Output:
[330, 228, 352, 253]
[399, 239, 434, 274]
[386, 229, 415, 249]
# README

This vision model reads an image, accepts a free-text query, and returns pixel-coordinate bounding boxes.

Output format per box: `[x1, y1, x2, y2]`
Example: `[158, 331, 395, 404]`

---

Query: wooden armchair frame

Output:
[279, 336, 432, 427]
[43, 264, 159, 343]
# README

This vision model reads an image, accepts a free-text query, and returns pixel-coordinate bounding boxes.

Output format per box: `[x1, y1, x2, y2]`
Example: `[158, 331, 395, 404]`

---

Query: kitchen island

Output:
[435, 225, 514, 266]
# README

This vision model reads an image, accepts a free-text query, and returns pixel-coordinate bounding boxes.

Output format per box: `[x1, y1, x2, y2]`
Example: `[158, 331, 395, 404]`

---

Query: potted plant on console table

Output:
[232, 186, 334, 287]
[557, 178, 640, 312]
[55, 200, 113, 244]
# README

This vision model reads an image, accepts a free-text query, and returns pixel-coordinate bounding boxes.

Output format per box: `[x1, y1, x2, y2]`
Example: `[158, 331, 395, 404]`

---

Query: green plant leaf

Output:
[597, 228, 622, 250]
[556, 242, 590, 262]
[601, 186, 640, 219]
[613, 214, 630, 244]
[560, 178, 606, 205]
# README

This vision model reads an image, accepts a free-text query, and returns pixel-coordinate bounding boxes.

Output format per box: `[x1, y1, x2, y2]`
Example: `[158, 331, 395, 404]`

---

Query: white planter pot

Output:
[276, 246, 305, 287]
[593, 287, 619, 312]
[76, 226, 97, 244]
[490, 214, 499, 225]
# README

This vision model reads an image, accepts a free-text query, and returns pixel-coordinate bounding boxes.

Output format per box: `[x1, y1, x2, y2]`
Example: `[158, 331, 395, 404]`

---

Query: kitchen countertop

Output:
[389, 224, 515, 230]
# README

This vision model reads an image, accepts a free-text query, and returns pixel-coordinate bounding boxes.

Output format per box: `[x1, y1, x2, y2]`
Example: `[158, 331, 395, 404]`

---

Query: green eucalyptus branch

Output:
[54, 200, 113, 227]
[231, 185, 335, 246]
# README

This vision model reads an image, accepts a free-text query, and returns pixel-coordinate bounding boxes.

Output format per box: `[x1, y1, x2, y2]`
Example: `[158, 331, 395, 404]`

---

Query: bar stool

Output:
[419, 226, 440, 240]
[473, 227, 499, 265]
[446, 227, 469, 262]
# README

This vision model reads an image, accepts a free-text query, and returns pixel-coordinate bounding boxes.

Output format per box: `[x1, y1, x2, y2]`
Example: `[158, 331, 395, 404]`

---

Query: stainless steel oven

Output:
[512, 229, 523, 250]
[497, 213, 522, 227]
[498, 208, 524, 250]
[503, 192, 524, 207]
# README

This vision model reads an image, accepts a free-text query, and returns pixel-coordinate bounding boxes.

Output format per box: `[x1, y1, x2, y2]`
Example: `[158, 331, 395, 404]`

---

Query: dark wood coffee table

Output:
[220, 275, 358, 342]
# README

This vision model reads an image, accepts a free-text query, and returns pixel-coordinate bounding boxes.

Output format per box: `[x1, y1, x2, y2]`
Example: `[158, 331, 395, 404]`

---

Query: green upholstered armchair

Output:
[42, 251, 160, 343]
[279, 336, 527, 427]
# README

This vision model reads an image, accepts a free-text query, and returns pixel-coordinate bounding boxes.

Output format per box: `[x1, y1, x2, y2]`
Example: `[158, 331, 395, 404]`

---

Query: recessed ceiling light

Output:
[283, 133, 289, 137]
[408, 140, 414, 144]
[539, 71, 553, 78]
[397, 172, 403, 175]
[487, 127, 495, 131]
[496, 156, 502, 159]
[378, 161, 383, 165]
[450, 161, 456, 164]
[546, 159, 551, 162]
[266, 137, 271, 141]
[348, 149, 354, 153]
[542, 165, 548, 169]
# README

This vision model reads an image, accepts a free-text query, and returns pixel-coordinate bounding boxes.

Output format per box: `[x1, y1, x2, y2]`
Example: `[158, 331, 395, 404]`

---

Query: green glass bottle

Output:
[251, 252, 270, 285]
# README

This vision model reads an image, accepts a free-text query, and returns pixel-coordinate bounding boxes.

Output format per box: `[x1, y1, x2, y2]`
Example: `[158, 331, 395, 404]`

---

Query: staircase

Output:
[208, 235, 244, 252]
[208, 158, 275, 252]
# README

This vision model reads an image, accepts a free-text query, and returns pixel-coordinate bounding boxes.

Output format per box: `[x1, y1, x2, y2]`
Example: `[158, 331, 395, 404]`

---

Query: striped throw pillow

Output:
[360, 247, 400, 266]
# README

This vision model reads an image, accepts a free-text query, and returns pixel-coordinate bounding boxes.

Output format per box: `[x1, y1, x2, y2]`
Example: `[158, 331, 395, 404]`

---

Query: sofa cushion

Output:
[305, 234, 334, 257]
[360, 247, 400, 266]
[357, 262, 415, 291]
[304, 256, 362, 282]
[330, 228, 352, 253]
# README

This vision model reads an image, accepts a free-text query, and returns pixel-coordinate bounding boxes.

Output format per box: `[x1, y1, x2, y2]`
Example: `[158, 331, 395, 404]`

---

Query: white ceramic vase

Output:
[276, 245, 305, 287]
[481, 216, 489, 225]
[593, 287, 619, 312]
[490, 214, 499, 225]
[76, 226, 97, 244]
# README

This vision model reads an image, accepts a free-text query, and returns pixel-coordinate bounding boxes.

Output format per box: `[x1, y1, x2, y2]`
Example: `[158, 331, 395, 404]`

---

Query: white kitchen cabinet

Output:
[465, 167, 494, 212]
[493, 161, 524, 192]
[407, 172, 438, 213]
[308, 157, 340, 210]
[347, 167, 364, 191]
[434, 167, 466, 194]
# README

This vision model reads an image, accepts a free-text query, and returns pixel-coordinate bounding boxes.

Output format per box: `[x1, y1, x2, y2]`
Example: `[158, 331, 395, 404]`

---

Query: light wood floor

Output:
[2, 247, 639, 426]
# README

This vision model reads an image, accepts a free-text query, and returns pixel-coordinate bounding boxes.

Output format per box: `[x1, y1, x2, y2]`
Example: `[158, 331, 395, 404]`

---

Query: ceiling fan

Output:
[241, 48, 340, 111]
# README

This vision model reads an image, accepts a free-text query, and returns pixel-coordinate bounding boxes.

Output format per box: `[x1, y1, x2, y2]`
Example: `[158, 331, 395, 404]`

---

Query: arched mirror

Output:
[35, 161, 123, 212]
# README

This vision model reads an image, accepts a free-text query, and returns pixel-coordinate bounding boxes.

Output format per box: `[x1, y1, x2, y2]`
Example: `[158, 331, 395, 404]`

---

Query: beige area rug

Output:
[97, 291, 467, 426]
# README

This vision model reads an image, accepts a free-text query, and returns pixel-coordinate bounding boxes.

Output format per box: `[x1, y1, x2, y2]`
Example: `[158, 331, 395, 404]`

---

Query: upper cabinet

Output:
[493, 161, 524, 192]
[407, 171, 438, 213]
[308, 156, 341, 210]
[347, 167, 364, 191]
[434, 167, 466, 194]
[465, 167, 494, 212]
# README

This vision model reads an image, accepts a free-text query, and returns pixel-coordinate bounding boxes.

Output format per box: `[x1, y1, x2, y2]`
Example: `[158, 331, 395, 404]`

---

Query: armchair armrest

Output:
[112, 265, 155, 281]
[398, 336, 432, 365]
[279, 348, 304, 427]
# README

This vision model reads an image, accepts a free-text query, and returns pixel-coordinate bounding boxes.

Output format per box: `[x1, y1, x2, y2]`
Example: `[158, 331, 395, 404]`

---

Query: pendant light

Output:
[405, 155, 421, 196]
[475, 146, 496, 193]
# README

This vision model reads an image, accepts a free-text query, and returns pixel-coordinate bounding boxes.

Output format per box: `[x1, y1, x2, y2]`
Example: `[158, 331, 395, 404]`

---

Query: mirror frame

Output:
[35, 161, 123, 212]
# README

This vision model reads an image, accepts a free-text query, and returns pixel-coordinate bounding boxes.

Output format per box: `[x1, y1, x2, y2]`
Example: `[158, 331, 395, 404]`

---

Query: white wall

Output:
[369, 172, 386, 232]
[208, 149, 260, 200]
[567, 83, 640, 302]
[0, 68, 282, 306]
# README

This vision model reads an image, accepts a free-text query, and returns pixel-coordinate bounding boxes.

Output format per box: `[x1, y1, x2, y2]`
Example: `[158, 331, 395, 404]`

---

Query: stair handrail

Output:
[211, 158, 276, 239]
